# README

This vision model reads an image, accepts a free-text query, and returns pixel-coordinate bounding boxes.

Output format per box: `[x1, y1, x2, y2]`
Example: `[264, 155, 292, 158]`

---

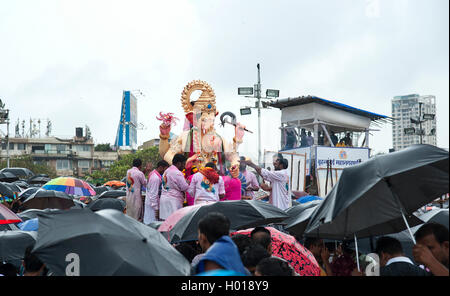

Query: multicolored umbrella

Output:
[0, 203, 22, 224]
[231, 227, 320, 276]
[43, 177, 96, 196]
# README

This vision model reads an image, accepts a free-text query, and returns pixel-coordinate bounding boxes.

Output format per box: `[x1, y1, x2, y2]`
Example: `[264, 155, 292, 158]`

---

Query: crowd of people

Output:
[1, 152, 448, 277]
[125, 152, 293, 224]
[284, 128, 354, 150]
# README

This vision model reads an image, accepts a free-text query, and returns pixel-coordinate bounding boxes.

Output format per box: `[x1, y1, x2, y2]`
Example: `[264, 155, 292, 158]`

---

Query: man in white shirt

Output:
[143, 160, 169, 224]
[188, 162, 225, 205]
[241, 154, 291, 210]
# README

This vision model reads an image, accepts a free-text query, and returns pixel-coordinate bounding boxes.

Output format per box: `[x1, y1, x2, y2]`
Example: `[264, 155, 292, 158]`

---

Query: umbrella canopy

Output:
[27, 175, 51, 185]
[22, 189, 75, 210]
[296, 195, 323, 204]
[88, 198, 126, 212]
[147, 221, 163, 230]
[32, 209, 191, 275]
[168, 200, 290, 243]
[93, 186, 109, 195]
[0, 230, 37, 262]
[349, 209, 449, 260]
[305, 144, 449, 240]
[0, 223, 19, 231]
[0, 171, 20, 182]
[231, 227, 320, 276]
[97, 190, 127, 199]
[159, 204, 204, 232]
[42, 177, 96, 197]
[0, 182, 18, 200]
[12, 180, 30, 190]
[284, 200, 323, 237]
[17, 208, 62, 221]
[0, 203, 22, 224]
[18, 218, 39, 231]
[103, 180, 126, 188]
[19, 187, 40, 202]
[71, 199, 87, 209]
[0, 168, 34, 180]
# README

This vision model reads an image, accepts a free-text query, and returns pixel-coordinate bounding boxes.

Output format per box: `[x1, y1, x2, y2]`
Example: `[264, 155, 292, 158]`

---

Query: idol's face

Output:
[200, 111, 215, 133]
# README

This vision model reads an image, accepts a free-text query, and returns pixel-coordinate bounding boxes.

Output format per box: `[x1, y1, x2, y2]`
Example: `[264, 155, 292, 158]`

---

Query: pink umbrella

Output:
[231, 227, 320, 276]
[158, 204, 205, 233]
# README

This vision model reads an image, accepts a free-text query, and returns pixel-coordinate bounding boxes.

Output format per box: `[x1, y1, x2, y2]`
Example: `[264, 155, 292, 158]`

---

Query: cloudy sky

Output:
[1, 0, 448, 160]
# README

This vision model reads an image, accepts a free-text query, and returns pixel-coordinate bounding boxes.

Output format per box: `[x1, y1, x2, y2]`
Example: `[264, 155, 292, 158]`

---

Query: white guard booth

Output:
[267, 95, 390, 197]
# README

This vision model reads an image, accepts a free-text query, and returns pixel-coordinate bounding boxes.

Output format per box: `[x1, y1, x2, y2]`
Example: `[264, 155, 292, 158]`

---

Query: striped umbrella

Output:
[42, 177, 96, 196]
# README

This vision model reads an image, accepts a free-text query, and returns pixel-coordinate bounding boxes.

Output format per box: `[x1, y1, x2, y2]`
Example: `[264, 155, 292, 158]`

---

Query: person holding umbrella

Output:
[144, 160, 170, 224]
[241, 154, 291, 210]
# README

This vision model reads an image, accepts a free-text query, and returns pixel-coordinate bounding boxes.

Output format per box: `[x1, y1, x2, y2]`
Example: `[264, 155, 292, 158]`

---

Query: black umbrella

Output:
[147, 221, 163, 230]
[12, 180, 30, 190]
[0, 223, 19, 231]
[349, 209, 449, 261]
[304, 145, 448, 270]
[98, 190, 127, 199]
[0, 168, 34, 180]
[17, 208, 62, 221]
[18, 187, 40, 202]
[0, 172, 20, 182]
[305, 145, 448, 241]
[284, 200, 322, 237]
[32, 209, 191, 275]
[0, 182, 15, 198]
[93, 186, 109, 195]
[88, 198, 125, 212]
[22, 189, 75, 210]
[168, 200, 290, 243]
[0, 230, 37, 262]
[27, 175, 51, 185]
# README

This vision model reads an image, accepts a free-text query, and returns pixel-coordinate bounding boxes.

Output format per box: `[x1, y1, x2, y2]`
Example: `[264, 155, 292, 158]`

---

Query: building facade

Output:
[0, 129, 120, 177]
[392, 94, 437, 151]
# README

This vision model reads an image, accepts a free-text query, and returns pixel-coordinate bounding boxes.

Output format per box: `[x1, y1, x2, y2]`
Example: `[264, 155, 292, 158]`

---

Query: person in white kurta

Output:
[143, 160, 169, 224]
[241, 155, 292, 210]
[188, 170, 225, 205]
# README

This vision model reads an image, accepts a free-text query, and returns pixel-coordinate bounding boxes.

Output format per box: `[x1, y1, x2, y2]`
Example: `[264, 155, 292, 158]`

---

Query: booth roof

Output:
[268, 96, 391, 123]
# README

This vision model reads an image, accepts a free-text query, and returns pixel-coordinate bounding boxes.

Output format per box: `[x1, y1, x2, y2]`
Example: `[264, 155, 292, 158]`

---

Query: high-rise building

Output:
[114, 91, 138, 150]
[391, 94, 437, 151]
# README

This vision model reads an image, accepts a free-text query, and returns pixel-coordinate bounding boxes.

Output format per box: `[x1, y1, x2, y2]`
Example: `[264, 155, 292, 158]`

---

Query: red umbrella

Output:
[231, 227, 320, 276]
[0, 203, 22, 224]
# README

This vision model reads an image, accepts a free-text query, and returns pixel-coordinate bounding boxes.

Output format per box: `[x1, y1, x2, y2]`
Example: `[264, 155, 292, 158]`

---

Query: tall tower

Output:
[114, 91, 138, 150]
[392, 94, 437, 151]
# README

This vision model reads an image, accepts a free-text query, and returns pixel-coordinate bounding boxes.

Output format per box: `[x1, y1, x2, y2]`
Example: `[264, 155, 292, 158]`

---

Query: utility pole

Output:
[238, 64, 279, 166]
[256, 64, 262, 166]
[418, 102, 423, 144]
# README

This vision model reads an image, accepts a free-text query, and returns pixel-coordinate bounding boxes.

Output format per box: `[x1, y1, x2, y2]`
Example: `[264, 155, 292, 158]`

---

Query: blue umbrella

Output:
[18, 218, 39, 231]
[296, 195, 323, 204]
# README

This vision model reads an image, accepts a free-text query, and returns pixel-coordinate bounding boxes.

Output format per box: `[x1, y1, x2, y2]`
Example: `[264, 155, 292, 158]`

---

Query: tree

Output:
[86, 146, 161, 183]
[94, 143, 113, 152]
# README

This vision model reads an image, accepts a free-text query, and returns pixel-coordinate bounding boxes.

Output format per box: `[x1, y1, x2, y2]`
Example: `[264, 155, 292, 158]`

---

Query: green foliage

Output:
[94, 143, 113, 152]
[0, 155, 57, 178]
[86, 146, 161, 183]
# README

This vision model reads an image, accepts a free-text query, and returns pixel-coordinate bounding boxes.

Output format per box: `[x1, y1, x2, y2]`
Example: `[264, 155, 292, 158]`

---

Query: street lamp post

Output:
[0, 100, 10, 168]
[238, 64, 279, 166]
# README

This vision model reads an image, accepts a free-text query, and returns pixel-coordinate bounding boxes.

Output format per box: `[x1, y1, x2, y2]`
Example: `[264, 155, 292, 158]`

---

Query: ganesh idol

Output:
[158, 80, 246, 174]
